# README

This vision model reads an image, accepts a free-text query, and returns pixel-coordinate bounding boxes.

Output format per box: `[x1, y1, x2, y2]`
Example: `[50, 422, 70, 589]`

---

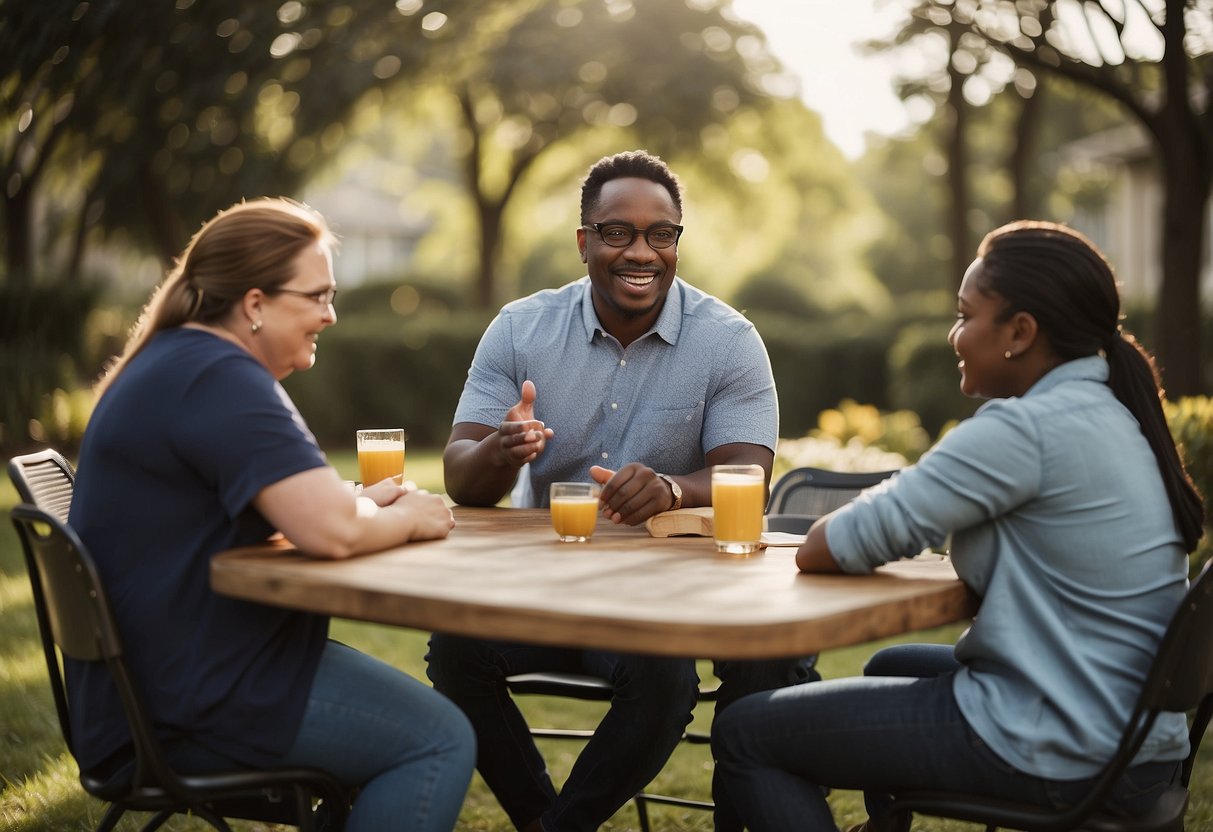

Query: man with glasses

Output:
[429, 150, 814, 832]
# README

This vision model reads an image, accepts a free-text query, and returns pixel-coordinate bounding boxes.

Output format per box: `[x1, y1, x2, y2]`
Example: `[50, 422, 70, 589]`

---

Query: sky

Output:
[731, 0, 915, 158]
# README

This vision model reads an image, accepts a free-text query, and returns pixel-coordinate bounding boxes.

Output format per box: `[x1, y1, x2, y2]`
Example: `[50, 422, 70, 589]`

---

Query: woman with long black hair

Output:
[712, 220, 1204, 832]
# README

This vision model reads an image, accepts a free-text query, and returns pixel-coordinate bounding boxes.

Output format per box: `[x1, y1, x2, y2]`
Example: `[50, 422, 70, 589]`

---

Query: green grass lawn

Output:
[2, 449, 1210, 831]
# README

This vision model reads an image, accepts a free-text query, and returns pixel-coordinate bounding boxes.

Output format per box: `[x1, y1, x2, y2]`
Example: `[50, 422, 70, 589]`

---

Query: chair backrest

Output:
[1124, 557, 1213, 788]
[767, 467, 899, 517]
[9, 503, 184, 795]
[8, 448, 76, 522]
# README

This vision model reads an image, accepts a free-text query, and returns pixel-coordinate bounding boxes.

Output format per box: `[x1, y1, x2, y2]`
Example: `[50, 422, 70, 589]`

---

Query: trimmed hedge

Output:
[0, 280, 100, 453]
[282, 310, 492, 448]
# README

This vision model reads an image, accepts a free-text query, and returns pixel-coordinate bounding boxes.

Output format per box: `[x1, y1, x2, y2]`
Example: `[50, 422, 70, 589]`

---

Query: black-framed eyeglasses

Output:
[268, 287, 338, 306]
[584, 222, 683, 250]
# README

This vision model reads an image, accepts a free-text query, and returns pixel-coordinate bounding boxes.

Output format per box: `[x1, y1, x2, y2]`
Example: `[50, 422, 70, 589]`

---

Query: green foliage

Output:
[887, 321, 979, 435]
[732, 270, 831, 320]
[282, 310, 492, 449]
[0, 280, 101, 454]
[751, 312, 894, 440]
[1165, 396, 1213, 574]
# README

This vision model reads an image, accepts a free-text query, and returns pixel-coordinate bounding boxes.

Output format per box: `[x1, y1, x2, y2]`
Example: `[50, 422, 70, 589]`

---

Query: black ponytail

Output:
[978, 221, 1204, 552]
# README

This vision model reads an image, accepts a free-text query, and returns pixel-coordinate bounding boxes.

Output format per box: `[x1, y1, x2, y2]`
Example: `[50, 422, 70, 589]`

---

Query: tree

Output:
[413, 0, 786, 307]
[0, 0, 468, 451]
[900, 0, 1212, 395]
[0, 0, 466, 279]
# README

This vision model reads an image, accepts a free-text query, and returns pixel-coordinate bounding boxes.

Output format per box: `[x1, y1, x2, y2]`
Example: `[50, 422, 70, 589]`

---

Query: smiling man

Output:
[430, 150, 816, 832]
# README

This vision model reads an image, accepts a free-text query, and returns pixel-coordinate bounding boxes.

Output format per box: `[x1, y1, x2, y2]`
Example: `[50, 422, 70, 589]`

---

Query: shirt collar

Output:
[1024, 354, 1109, 398]
[578, 276, 686, 345]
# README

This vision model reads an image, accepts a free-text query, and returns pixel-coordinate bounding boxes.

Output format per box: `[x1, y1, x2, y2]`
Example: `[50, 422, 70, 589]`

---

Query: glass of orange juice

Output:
[711, 464, 765, 555]
[356, 428, 406, 486]
[550, 482, 601, 543]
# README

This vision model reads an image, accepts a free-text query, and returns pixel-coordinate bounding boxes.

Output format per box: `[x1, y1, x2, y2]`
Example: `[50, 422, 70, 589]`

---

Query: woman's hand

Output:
[360, 478, 408, 506]
[390, 489, 455, 542]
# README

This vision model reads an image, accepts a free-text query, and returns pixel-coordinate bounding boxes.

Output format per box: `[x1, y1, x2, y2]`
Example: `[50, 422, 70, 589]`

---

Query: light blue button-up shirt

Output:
[453, 276, 778, 507]
[827, 355, 1189, 779]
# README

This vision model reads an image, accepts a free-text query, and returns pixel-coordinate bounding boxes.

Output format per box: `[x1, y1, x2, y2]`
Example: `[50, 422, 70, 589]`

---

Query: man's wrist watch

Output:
[656, 473, 683, 511]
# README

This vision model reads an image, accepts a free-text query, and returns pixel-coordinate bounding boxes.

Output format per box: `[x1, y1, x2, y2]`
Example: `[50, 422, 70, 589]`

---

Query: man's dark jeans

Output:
[426, 633, 818, 831]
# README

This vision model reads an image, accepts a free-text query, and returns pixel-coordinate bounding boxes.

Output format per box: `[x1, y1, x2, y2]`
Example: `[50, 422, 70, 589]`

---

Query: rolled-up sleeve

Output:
[827, 399, 1043, 573]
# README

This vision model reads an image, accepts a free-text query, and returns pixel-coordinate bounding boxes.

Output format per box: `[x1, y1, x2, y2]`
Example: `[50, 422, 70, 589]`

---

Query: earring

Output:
[1004, 350, 1013, 359]
[251, 320, 263, 335]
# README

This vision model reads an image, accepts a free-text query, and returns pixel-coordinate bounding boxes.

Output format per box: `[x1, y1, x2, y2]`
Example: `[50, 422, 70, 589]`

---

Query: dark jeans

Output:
[425, 633, 817, 831]
[712, 644, 1180, 832]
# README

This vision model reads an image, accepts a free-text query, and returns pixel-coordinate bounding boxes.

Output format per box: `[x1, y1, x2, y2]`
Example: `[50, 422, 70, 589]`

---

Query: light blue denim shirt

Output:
[453, 276, 778, 507]
[827, 355, 1189, 779]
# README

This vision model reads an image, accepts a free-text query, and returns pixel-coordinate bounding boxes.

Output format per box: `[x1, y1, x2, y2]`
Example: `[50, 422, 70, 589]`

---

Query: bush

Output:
[282, 310, 492, 449]
[813, 399, 931, 462]
[752, 312, 894, 439]
[887, 321, 978, 435]
[1165, 396, 1213, 574]
[0, 279, 102, 454]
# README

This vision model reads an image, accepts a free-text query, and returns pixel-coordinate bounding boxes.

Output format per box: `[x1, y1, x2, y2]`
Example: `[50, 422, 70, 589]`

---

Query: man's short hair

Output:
[580, 150, 683, 223]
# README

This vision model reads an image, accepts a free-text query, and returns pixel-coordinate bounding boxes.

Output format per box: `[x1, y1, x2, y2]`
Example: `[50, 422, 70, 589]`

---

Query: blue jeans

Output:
[274, 640, 476, 832]
[712, 644, 1179, 832]
[425, 633, 818, 831]
[426, 634, 697, 831]
[712, 656, 821, 832]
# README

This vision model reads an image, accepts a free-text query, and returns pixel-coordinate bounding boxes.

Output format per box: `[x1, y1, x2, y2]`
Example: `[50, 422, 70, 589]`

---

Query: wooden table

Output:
[211, 506, 978, 659]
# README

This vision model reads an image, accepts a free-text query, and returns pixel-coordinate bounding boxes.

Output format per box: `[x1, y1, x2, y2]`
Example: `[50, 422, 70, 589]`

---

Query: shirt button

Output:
[601, 452, 609, 459]
[619, 359, 626, 367]
[611, 403, 618, 410]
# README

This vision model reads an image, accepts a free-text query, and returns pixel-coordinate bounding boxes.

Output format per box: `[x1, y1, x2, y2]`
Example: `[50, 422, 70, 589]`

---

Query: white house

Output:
[1062, 123, 1213, 302]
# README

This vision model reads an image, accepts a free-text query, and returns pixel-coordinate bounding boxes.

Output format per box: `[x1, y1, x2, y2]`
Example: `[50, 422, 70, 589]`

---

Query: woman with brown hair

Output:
[70, 198, 474, 831]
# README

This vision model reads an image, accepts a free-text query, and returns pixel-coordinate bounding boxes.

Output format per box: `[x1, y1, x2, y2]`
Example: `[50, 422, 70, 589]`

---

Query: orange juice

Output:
[712, 471, 764, 552]
[358, 444, 405, 486]
[551, 497, 599, 540]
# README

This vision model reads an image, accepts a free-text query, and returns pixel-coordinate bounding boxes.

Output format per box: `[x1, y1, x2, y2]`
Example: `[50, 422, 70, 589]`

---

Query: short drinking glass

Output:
[356, 428, 406, 486]
[711, 464, 765, 555]
[550, 482, 601, 543]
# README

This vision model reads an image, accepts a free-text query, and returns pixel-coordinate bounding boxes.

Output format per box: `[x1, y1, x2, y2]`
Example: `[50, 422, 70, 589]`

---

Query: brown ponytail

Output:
[95, 198, 331, 397]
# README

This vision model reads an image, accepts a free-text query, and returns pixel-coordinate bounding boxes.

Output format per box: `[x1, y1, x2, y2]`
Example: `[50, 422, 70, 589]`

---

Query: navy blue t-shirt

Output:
[67, 328, 329, 771]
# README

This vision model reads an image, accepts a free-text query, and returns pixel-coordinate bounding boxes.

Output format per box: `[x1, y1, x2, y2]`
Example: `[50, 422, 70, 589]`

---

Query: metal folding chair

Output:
[8, 446, 76, 521]
[765, 466, 900, 534]
[503, 671, 717, 831]
[9, 464, 351, 831]
[884, 558, 1213, 832]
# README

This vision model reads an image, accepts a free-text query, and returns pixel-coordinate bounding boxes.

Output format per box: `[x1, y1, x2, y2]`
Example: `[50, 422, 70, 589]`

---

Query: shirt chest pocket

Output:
[633, 401, 706, 471]
[635, 400, 705, 429]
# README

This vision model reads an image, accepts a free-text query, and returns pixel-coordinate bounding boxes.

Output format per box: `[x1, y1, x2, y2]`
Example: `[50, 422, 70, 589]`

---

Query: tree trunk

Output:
[945, 22, 970, 291]
[3, 185, 35, 286]
[1009, 84, 1044, 222]
[138, 163, 185, 265]
[1151, 136, 1211, 397]
[1149, 0, 1210, 397]
[476, 199, 504, 309]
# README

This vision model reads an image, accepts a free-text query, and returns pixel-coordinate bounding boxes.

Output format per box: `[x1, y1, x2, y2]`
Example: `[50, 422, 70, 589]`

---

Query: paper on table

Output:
[760, 531, 806, 547]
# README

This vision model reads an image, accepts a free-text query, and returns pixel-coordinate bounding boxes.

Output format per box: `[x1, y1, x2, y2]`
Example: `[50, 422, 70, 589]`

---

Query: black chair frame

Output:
[884, 558, 1213, 832]
[504, 672, 717, 832]
[10, 500, 350, 832]
[765, 466, 900, 534]
[8, 446, 76, 521]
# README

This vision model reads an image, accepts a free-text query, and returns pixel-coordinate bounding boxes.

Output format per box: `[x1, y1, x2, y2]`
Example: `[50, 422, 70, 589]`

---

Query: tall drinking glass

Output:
[711, 464, 765, 555]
